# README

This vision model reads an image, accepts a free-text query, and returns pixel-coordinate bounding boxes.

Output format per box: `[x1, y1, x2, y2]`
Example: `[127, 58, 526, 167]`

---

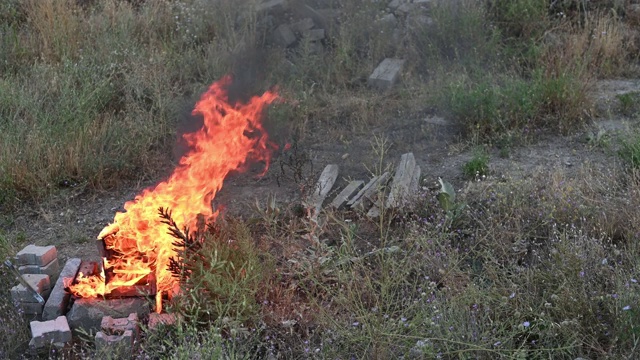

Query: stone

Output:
[101, 313, 139, 338]
[95, 330, 133, 358]
[292, 4, 339, 37]
[387, 0, 406, 10]
[11, 274, 51, 303]
[330, 180, 364, 209]
[306, 164, 339, 218]
[15, 245, 58, 267]
[29, 316, 72, 349]
[67, 298, 150, 334]
[256, 0, 287, 14]
[347, 172, 391, 210]
[377, 13, 398, 28]
[272, 24, 297, 47]
[42, 258, 81, 321]
[386, 153, 419, 208]
[19, 258, 60, 280]
[395, 3, 417, 15]
[148, 313, 179, 330]
[304, 28, 325, 41]
[368, 58, 405, 91]
[291, 18, 315, 33]
[423, 116, 451, 126]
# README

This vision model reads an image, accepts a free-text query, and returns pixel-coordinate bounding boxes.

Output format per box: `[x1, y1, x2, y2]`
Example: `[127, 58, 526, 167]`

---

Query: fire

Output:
[68, 76, 279, 311]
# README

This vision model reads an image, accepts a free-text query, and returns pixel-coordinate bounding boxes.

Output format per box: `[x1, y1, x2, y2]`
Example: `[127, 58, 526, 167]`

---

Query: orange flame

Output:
[68, 76, 279, 311]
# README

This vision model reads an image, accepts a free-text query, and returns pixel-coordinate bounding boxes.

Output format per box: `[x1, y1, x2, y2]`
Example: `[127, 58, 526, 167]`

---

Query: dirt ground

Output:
[3, 79, 640, 264]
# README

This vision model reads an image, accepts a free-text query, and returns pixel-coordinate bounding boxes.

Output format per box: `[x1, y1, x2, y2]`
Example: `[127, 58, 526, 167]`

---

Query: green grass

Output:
[463, 149, 490, 179]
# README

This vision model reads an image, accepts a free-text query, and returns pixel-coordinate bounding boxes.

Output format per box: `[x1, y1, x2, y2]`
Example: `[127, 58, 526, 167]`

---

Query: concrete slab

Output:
[15, 245, 57, 267]
[42, 258, 81, 320]
[148, 313, 179, 330]
[18, 258, 60, 280]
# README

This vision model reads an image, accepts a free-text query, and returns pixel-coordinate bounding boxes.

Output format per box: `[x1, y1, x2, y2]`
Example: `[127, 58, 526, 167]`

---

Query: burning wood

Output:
[66, 76, 280, 312]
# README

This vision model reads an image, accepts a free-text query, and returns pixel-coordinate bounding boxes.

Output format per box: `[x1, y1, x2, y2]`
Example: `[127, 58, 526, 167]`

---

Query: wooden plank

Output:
[348, 172, 390, 210]
[306, 164, 339, 216]
[386, 153, 417, 209]
[330, 180, 364, 209]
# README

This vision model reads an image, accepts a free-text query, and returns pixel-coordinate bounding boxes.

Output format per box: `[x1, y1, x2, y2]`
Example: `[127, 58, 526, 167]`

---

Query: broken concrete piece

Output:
[42, 258, 81, 320]
[95, 330, 133, 358]
[20, 302, 45, 316]
[101, 313, 139, 339]
[29, 316, 72, 349]
[348, 172, 391, 210]
[330, 180, 364, 209]
[273, 24, 297, 47]
[306, 164, 339, 217]
[15, 245, 58, 267]
[368, 58, 405, 91]
[67, 298, 150, 334]
[387, 153, 419, 208]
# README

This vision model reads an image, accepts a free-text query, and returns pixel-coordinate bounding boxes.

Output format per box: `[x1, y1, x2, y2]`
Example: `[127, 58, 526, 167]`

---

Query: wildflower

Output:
[623, 305, 631, 311]
[493, 341, 501, 347]
[509, 292, 516, 299]
[352, 321, 360, 327]
[523, 321, 530, 328]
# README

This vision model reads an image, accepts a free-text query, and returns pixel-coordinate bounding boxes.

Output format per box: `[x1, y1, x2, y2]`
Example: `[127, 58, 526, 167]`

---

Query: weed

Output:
[619, 132, 640, 168]
[463, 148, 490, 179]
[617, 92, 640, 116]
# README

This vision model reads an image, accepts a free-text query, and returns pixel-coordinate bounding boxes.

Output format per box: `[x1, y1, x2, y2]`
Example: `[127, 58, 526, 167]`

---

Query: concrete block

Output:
[11, 274, 51, 303]
[29, 316, 72, 348]
[42, 258, 81, 321]
[19, 302, 44, 315]
[272, 24, 297, 47]
[330, 180, 364, 209]
[101, 313, 139, 338]
[368, 58, 405, 91]
[95, 330, 133, 358]
[67, 298, 150, 334]
[148, 313, 179, 330]
[19, 258, 60, 280]
[15, 245, 58, 267]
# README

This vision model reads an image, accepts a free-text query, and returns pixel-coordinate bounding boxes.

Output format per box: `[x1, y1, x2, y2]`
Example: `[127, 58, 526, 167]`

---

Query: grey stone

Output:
[29, 316, 72, 349]
[19, 302, 44, 316]
[304, 28, 325, 41]
[42, 258, 81, 320]
[368, 58, 405, 90]
[330, 180, 364, 209]
[67, 298, 150, 334]
[256, 0, 287, 14]
[272, 24, 297, 47]
[291, 18, 315, 33]
[16, 245, 58, 267]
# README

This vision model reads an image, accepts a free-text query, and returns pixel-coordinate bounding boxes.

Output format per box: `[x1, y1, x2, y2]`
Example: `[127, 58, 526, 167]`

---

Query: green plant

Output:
[617, 92, 640, 116]
[463, 149, 489, 179]
[619, 132, 640, 168]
